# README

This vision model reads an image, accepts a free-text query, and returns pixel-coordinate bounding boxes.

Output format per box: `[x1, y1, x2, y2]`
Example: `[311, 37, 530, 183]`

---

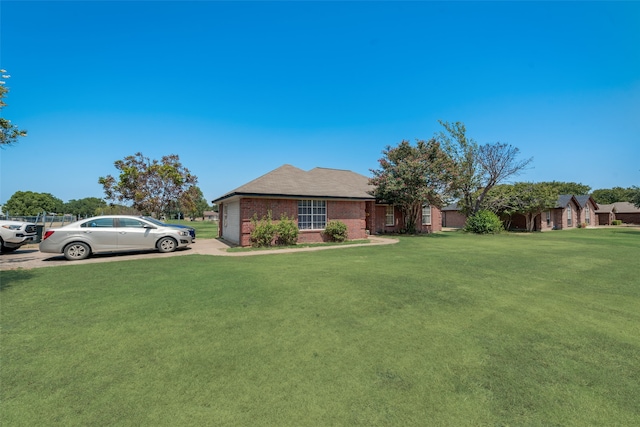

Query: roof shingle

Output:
[212, 164, 375, 203]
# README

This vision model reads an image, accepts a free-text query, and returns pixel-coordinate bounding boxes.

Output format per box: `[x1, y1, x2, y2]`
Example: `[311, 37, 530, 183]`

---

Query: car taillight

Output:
[42, 230, 55, 240]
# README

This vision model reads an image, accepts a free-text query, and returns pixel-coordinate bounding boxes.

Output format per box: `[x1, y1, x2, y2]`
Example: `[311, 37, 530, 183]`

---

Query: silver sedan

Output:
[39, 215, 193, 260]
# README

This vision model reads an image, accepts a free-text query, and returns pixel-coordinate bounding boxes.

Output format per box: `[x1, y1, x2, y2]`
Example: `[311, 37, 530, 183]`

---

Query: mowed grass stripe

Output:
[2, 228, 639, 425]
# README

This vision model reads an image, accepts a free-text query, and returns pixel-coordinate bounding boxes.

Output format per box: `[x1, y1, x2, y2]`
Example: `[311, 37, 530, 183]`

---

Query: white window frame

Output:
[385, 205, 394, 226]
[421, 204, 432, 225]
[567, 205, 573, 227]
[585, 205, 590, 225]
[546, 211, 551, 226]
[298, 200, 326, 230]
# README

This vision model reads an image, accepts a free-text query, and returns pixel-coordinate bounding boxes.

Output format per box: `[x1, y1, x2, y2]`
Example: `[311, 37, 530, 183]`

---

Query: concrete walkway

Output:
[0, 236, 399, 270]
[189, 235, 398, 256]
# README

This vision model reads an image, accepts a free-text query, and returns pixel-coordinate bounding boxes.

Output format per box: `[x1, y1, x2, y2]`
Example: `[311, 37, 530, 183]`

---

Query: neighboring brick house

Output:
[596, 204, 616, 225]
[441, 203, 467, 228]
[515, 194, 598, 231]
[574, 195, 598, 227]
[202, 211, 219, 221]
[212, 164, 442, 246]
[596, 202, 640, 225]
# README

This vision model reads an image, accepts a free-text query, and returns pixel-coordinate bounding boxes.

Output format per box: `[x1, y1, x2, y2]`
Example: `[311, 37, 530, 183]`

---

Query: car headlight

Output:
[179, 231, 189, 236]
[2, 225, 21, 230]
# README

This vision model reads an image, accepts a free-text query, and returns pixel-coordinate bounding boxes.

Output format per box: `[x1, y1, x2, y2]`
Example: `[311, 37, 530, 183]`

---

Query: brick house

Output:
[212, 164, 442, 246]
[441, 203, 467, 228]
[512, 194, 598, 231]
[427, 194, 599, 231]
[596, 202, 640, 225]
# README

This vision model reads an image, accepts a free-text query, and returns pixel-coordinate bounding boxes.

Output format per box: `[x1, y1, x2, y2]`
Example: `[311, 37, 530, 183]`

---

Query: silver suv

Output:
[0, 220, 38, 252]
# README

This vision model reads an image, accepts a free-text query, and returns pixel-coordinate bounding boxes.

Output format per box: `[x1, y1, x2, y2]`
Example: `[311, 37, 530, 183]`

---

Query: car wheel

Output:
[0, 239, 17, 253]
[157, 237, 177, 253]
[64, 242, 91, 260]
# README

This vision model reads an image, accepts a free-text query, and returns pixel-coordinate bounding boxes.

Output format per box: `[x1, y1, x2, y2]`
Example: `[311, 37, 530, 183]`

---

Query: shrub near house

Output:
[212, 164, 443, 247]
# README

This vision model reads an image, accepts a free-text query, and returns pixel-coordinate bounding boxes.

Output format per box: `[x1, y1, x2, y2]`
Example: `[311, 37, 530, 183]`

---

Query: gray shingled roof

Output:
[595, 203, 615, 214]
[212, 164, 376, 203]
[611, 201, 640, 213]
[556, 194, 575, 208]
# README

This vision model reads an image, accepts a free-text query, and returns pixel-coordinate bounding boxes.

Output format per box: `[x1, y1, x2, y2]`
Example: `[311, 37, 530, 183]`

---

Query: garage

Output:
[222, 200, 240, 245]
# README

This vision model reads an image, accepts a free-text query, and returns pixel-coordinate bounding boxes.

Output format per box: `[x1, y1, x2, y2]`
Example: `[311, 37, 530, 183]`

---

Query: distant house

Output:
[212, 164, 442, 246]
[510, 194, 598, 231]
[202, 211, 219, 221]
[596, 202, 640, 225]
[441, 203, 467, 228]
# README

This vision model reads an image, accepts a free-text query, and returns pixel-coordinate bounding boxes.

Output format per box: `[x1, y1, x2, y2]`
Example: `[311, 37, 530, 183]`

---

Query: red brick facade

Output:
[219, 197, 369, 247]
[219, 197, 442, 246]
[368, 204, 442, 234]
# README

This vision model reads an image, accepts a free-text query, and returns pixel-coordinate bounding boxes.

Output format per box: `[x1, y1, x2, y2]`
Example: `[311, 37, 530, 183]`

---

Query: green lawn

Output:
[2, 228, 639, 426]
[166, 219, 219, 239]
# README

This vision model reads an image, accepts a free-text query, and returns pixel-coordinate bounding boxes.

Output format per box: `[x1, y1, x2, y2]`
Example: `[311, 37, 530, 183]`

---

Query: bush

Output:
[323, 220, 348, 242]
[250, 211, 277, 247]
[612, 219, 623, 226]
[276, 213, 299, 246]
[464, 210, 504, 234]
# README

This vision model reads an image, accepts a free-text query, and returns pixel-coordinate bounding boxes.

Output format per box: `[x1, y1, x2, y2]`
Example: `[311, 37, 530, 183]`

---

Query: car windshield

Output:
[140, 216, 167, 226]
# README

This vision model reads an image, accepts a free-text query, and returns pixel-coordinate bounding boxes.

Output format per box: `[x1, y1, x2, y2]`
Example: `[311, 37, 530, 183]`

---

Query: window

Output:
[567, 205, 572, 227]
[118, 218, 146, 228]
[81, 218, 114, 228]
[422, 204, 432, 225]
[298, 200, 326, 230]
[585, 205, 590, 225]
[385, 205, 394, 226]
[546, 211, 551, 226]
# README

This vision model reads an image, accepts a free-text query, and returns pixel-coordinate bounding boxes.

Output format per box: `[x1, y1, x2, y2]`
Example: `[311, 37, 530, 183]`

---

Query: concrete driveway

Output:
[0, 236, 397, 270]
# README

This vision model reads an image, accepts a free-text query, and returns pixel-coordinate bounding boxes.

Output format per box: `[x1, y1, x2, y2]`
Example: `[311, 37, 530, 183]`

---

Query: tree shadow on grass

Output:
[0, 269, 36, 291]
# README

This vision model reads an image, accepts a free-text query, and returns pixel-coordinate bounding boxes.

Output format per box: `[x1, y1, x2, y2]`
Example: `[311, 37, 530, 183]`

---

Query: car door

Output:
[78, 217, 118, 251]
[115, 218, 157, 250]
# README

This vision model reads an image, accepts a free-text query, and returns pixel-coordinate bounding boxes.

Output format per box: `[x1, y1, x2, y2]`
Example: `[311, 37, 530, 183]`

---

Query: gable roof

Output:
[595, 203, 616, 214]
[556, 194, 578, 209]
[611, 201, 640, 213]
[212, 164, 375, 203]
[574, 195, 598, 210]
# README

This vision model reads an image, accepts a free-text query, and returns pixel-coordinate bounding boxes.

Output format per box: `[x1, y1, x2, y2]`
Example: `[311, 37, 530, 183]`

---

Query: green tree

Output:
[369, 139, 456, 233]
[591, 187, 635, 204]
[437, 121, 532, 216]
[630, 186, 640, 208]
[179, 186, 210, 220]
[3, 191, 64, 215]
[65, 197, 107, 217]
[100, 204, 140, 215]
[509, 182, 558, 232]
[99, 152, 198, 217]
[0, 70, 27, 147]
[540, 181, 591, 196]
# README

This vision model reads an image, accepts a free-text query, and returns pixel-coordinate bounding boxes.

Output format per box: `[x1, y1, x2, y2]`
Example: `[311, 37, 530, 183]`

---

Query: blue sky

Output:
[1, 1, 638, 206]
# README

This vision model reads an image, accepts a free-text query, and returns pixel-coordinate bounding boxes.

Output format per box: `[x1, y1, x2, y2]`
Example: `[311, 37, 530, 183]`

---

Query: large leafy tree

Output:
[179, 186, 210, 220]
[0, 70, 27, 147]
[485, 182, 557, 232]
[540, 181, 591, 196]
[630, 186, 640, 208]
[591, 187, 636, 204]
[64, 197, 107, 217]
[98, 152, 198, 217]
[3, 191, 64, 215]
[369, 139, 456, 233]
[510, 182, 558, 232]
[438, 121, 532, 216]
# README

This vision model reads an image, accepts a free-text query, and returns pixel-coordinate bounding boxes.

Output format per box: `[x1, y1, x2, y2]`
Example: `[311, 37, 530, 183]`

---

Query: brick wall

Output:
[236, 197, 369, 246]
[371, 205, 442, 234]
[442, 210, 466, 228]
